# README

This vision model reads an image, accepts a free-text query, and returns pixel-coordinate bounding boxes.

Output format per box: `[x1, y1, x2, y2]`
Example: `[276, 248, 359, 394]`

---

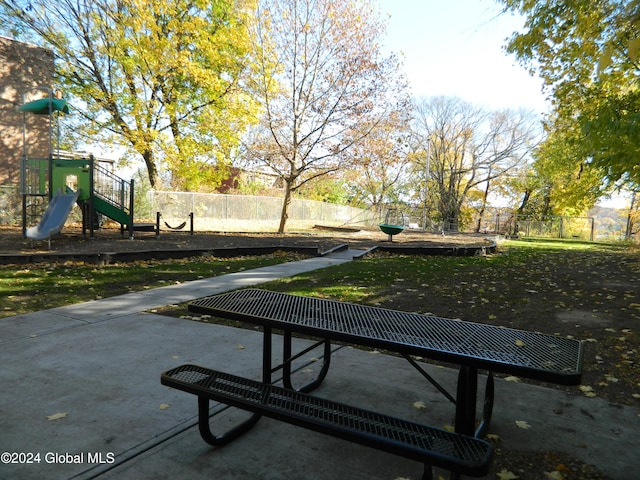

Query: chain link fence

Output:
[0, 186, 380, 231]
[143, 191, 380, 231]
[1, 184, 631, 240]
[476, 214, 630, 241]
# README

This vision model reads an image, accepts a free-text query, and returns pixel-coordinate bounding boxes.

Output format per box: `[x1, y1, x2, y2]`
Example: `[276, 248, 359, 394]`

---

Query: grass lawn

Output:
[0, 251, 307, 318]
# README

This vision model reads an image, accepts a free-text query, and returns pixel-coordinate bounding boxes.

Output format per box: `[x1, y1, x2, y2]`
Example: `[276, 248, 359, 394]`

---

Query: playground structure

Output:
[378, 208, 405, 242]
[19, 88, 152, 246]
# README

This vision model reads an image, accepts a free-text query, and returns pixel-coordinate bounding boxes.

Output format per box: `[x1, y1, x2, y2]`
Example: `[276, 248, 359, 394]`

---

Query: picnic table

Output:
[162, 288, 584, 479]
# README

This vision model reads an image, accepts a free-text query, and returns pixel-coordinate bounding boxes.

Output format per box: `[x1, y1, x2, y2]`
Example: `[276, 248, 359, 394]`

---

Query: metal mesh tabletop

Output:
[189, 288, 583, 384]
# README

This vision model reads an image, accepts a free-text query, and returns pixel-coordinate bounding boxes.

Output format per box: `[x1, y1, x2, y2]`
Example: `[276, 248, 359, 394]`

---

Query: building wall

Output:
[0, 36, 54, 185]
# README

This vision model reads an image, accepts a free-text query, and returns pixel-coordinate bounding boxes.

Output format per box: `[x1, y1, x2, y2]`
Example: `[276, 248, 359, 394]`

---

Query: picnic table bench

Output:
[162, 288, 584, 479]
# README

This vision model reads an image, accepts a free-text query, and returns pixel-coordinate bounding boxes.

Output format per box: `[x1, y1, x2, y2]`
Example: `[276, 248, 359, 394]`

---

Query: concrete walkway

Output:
[1, 253, 637, 480]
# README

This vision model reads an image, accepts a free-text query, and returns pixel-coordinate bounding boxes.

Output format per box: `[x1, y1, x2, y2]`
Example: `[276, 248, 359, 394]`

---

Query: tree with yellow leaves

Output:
[1, 0, 258, 189]
[499, 0, 640, 192]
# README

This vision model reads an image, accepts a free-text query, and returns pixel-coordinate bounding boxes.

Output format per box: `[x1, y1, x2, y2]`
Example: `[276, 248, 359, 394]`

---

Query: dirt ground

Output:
[0, 223, 491, 255]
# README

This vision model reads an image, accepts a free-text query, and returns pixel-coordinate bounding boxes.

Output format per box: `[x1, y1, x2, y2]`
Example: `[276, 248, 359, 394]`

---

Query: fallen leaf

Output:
[544, 471, 564, 480]
[515, 420, 531, 429]
[413, 401, 428, 410]
[237, 344, 245, 350]
[504, 376, 521, 383]
[579, 385, 597, 397]
[486, 433, 501, 442]
[159, 404, 170, 410]
[497, 468, 519, 480]
[47, 412, 68, 421]
[515, 339, 527, 348]
[442, 424, 455, 432]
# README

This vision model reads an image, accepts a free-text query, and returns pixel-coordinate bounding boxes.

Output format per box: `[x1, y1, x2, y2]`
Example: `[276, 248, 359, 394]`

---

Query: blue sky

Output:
[378, 0, 549, 113]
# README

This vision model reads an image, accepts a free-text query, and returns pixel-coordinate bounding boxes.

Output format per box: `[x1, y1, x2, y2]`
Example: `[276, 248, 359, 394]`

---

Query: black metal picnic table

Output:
[188, 288, 584, 438]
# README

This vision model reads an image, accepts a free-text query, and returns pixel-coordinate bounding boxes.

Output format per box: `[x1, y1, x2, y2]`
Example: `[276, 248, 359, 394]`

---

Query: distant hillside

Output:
[588, 206, 628, 240]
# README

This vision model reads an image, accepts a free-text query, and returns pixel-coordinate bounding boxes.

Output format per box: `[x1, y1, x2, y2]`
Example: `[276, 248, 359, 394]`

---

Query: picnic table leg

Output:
[197, 397, 262, 446]
[475, 372, 494, 438]
[455, 366, 478, 437]
[454, 367, 495, 438]
[282, 330, 331, 393]
[194, 327, 276, 446]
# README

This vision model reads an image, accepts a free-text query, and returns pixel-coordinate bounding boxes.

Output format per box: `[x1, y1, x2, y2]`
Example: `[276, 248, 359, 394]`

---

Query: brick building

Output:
[0, 36, 55, 186]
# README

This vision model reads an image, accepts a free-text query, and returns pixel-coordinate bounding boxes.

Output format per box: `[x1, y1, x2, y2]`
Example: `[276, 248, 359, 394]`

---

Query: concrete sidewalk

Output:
[1, 254, 637, 480]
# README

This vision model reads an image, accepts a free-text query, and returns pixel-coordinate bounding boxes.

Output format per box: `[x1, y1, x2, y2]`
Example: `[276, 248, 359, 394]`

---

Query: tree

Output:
[245, 0, 409, 233]
[0, 0, 258, 188]
[531, 114, 609, 216]
[342, 111, 413, 210]
[411, 97, 538, 231]
[498, 0, 640, 190]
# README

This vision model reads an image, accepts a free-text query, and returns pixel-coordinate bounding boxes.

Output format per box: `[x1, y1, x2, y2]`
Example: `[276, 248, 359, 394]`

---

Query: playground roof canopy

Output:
[19, 98, 70, 115]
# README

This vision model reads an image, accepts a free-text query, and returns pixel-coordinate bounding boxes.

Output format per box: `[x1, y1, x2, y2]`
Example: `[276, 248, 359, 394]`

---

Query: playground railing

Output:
[93, 163, 131, 215]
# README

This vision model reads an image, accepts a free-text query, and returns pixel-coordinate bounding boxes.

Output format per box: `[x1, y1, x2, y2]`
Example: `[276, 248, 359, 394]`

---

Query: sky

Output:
[377, 0, 549, 114]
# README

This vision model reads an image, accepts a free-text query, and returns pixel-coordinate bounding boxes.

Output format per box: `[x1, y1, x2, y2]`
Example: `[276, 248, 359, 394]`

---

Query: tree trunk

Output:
[278, 181, 294, 233]
[625, 191, 637, 239]
[475, 177, 491, 233]
[142, 150, 158, 188]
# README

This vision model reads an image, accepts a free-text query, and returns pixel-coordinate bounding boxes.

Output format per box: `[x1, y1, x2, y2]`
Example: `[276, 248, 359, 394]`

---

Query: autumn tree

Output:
[0, 0, 257, 188]
[343, 111, 413, 210]
[244, 0, 409, 233]
[414, 97, 538, 229]
[498, 0, 640, 191]
[411, 96, 538, 231]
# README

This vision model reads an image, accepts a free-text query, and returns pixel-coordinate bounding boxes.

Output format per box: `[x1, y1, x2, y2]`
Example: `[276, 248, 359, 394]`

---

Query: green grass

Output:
[1, 238, 631, 321]
[0, 252, 306, 319]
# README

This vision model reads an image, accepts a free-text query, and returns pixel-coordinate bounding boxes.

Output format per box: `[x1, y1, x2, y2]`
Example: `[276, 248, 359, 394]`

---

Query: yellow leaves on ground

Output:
[498, 463, 566, 479]
[579, 385, 597, 397]
[515, 420, 531, 429]
[544, 471, 564, 480]
[497, 468, 519, 480]
[158, 404, 170, 410]
[514, 339, 527, 348]
[47, 412, 68, 421]
[412, 400, 427, 410]
[504, 376, 521, 383]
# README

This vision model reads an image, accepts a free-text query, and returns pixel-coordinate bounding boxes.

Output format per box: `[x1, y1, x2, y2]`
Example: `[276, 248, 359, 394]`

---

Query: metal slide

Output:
[26, 188, 80, 244]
